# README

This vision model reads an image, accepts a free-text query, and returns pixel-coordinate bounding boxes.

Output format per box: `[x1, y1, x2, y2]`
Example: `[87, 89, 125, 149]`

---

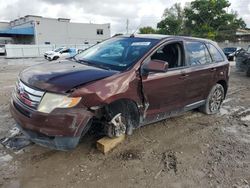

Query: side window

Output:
[61, 49, 70, 53]
[186, 41, 212, 66]
[151, 42, 184, 69]
[206, 43, 224, 62]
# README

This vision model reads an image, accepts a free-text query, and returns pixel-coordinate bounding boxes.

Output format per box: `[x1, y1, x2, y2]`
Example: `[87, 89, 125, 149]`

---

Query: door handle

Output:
[210, 68, 217, 72]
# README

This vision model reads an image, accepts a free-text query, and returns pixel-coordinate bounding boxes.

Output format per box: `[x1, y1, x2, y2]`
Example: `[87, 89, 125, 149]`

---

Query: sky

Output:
[0, 0, 249, 35]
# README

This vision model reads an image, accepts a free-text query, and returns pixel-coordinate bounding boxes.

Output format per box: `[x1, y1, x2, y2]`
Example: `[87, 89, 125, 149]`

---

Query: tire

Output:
[228, 56, 234, 61]
[199, 84, 225, 115]
[246, 67, 250, 77]
[105, 100, 139, 137]
[53, 56, 59, 60]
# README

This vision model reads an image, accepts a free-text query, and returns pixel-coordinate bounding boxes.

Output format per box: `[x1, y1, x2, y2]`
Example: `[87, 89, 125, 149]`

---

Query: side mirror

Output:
[142, 59, 169, 74]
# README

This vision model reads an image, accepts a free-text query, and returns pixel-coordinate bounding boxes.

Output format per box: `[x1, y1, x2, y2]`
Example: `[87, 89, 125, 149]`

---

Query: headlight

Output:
[37, 92, 81, 113]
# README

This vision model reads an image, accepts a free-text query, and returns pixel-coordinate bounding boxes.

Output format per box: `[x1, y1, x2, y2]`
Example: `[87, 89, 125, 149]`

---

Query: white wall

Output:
[0, 22, 9, 30]
[5, 44, 91, 58]
[34, 17, 110, 45]
[5, 44, 54, 58]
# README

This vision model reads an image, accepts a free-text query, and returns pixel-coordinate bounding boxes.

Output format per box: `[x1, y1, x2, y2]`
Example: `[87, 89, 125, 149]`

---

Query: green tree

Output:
[184, 0, 246, 41]
[139, 26, 156, 34]
[157, 3, 184, 35]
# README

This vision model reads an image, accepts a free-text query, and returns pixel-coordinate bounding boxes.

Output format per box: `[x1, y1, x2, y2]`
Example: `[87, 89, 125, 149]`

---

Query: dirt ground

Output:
[0, 58, 249, 188]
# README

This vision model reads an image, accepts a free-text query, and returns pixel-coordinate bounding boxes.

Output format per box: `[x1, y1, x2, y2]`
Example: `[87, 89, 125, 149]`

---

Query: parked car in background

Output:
[10, 34, 229, 150]
[0, 45, 5, 55]
[223, 47, 241, 61]
[44, 47, 78, 61]
[235, 47, 250, 77]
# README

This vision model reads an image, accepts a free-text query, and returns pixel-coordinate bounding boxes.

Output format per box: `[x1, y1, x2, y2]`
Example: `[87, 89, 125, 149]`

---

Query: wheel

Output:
[228, 56, 234, 61]
[246, 66, 250, 77]
[104, 100, 139, 138]
[199, 84, 225, 114]
[53, 56, 59, 60]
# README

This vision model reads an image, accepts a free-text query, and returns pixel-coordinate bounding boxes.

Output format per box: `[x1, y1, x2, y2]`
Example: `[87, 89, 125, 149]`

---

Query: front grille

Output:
[13, 101, 31, 117]
[15, 80, 45, 109]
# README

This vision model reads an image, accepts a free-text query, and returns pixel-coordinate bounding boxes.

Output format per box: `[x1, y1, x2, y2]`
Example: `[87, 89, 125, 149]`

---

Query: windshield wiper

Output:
[77, 59, 111, 70]
[70, 56, 80, 62]
[70, 57, 111, 70]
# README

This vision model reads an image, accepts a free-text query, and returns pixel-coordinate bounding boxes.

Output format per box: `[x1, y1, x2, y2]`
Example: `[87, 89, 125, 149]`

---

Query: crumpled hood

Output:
[19, 60, 118, 93]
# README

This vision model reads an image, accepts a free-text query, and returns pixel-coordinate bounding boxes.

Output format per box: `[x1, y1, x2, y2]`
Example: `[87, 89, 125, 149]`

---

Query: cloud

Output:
[230, 0, 250, 27]
[0, 0, 249, 35]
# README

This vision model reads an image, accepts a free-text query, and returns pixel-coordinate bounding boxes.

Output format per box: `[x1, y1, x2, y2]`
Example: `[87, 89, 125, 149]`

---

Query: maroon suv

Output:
[10, 34, 229, 150]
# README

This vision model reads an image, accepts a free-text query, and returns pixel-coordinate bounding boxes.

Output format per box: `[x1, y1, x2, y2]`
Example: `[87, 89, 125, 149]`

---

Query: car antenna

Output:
[130, 22, 142, 38]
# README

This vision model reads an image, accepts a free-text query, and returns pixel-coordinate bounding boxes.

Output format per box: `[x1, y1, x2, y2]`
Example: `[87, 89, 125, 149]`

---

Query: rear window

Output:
[207, 43, 224, 62]
[186, 41, 212, 66]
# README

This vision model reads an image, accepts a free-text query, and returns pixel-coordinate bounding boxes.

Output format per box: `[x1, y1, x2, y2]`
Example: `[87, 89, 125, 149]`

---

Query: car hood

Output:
[19, 60, 118, 93]
[44, 51, 55, 54]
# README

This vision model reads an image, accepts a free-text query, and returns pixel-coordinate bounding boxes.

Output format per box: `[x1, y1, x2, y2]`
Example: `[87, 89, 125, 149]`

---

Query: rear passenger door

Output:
[184, 41, 215, 105]
[206, 42, 228, 84]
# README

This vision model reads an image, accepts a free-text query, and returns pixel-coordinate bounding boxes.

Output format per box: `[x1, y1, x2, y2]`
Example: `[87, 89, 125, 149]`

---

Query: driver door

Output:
[141, 41, 189, 121]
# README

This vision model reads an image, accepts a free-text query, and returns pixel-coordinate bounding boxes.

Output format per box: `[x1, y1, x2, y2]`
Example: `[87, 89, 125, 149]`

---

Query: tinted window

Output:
[54, 47, 64, 52]
[207, 43, 224, 62]
[186, 42, 212, 66]
[61, 49, 70, 53]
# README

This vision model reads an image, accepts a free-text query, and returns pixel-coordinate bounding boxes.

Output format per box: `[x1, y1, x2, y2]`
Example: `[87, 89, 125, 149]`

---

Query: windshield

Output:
[74, 37, 159, 71]
[223, 47, 237, 53]
[54, 47, 64, 52]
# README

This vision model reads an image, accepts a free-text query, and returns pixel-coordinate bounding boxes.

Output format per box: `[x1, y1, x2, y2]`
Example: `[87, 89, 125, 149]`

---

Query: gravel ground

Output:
[0, 58, 249, 188]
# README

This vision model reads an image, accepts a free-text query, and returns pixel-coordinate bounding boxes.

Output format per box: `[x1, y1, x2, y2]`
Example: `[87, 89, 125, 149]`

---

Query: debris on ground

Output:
[162, 150, 178, 174]
[0, 127, 32, 150]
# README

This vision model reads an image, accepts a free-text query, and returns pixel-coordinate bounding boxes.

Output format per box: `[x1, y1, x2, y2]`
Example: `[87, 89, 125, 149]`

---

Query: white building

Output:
[0, 15, 111, 45]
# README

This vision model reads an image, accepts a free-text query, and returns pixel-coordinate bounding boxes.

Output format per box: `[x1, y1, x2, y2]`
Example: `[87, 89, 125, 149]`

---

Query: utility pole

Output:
[126, 19, 129, 34]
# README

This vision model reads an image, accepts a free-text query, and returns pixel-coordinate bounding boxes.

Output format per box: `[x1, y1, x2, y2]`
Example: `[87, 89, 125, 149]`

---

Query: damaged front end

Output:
[10, 100, 94, 150]
[10, 80, 94, 150]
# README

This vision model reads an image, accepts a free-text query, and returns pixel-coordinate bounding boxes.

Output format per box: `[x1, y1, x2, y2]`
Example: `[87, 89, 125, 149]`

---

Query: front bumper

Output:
[44, 55, 52, 60]
[10, 95, 93, 150]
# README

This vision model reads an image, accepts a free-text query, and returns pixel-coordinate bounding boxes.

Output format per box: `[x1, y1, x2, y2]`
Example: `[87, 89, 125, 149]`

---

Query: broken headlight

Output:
[37, 92, 81, 113]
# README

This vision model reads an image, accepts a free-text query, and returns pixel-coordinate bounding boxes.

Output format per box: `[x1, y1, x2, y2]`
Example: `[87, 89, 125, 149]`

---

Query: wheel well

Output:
[104, 99, 140, 129]
[217, 80, 228, 98]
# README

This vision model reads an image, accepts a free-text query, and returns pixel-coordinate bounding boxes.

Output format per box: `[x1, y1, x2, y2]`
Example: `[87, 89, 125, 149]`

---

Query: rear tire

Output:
[246, 66, 250, 77]
[53, 56, 59, 60]
[199, 84, 224, 115]
[228, 56, 234, 61]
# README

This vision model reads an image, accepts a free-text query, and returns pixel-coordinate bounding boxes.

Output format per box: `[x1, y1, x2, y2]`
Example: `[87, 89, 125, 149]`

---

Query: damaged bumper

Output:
[10, 95, 93, 150]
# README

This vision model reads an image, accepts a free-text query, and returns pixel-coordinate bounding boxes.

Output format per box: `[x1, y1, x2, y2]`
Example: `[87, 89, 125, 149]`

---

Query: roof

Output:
[119, 34, 214, 43]
[236, 28, 250, 36]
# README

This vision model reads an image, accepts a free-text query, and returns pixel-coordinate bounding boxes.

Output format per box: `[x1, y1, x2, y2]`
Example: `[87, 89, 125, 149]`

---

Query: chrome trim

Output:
[18, 81, 44, 96]
[15, 80, 45, 109]
[184, 100, 205, 111]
